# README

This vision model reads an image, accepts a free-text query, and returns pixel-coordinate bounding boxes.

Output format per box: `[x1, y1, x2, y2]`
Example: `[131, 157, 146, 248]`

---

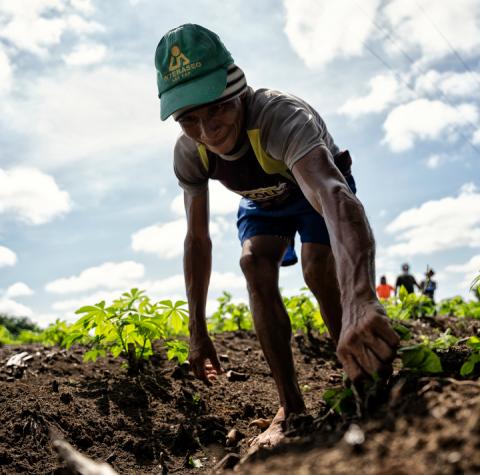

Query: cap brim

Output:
[160, 67, 228, 121]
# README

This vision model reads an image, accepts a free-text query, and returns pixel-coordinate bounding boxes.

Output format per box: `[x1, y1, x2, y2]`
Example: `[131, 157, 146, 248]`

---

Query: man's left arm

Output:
[292, 145, 400, 382]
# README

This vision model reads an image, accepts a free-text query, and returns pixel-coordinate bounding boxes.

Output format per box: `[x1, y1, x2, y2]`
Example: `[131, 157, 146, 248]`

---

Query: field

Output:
[0, 290, 480, 475]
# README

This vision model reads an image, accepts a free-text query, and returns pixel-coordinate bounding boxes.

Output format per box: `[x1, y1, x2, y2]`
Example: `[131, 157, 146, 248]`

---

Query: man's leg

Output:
[240, 235, 305, 446]
[301, 243, 342, 345]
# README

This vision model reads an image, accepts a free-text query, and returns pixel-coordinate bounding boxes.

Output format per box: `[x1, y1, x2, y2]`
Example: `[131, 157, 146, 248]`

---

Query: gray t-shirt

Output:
[173, 87, 340, 203]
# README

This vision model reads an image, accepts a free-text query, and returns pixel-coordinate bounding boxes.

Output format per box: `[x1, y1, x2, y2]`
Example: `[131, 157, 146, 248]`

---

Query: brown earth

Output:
[0, 315, 479, 475]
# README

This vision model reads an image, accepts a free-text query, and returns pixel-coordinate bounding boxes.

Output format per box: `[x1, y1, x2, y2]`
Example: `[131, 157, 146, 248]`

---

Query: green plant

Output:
[422, 328, 459, 350]
[0, 325, 13, 345]
[0, 315, 40, 337]
[384, 286, 435, 320]
[283, 288, 327, 336]
[208, 291, 253, 332]
[323, 386, 355, 415]
[438, 296, 467, 317]
[398, 343, 443, 373]
[165, 339, 189, 364]
[40, 320, 72, 347]
[460, 336, 480, 376]
[391, 322, 411, 340]
[67, 289, 189, 373]
[16, 329, 44, 344]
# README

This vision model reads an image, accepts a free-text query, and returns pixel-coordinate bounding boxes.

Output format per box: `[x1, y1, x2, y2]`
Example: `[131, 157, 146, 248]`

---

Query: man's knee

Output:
[302, 251, 334, 291]
[240, 253, 277, 283]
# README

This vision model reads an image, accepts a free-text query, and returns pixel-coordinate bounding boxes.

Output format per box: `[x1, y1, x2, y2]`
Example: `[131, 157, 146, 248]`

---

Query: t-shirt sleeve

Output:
[173, 134, 209, 196]
[257, 94, 338, 170]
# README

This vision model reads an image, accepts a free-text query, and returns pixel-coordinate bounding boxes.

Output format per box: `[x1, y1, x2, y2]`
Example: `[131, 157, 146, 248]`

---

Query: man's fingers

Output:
[338, 351, 368, 383]
[373, 318, 401, 347]
[365, 335, 397, 364]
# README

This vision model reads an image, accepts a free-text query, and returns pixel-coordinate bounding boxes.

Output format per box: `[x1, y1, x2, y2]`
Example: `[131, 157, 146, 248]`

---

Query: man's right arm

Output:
[183, 190, 222, 382]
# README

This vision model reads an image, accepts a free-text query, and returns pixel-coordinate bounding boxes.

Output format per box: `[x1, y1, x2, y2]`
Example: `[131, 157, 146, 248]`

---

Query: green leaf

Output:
[323, 387, 355, 415]
[466, 336, 480, 351]
[460, 353, 480, 376]
[392, 323, 411, 340]
[400, 345, 443, 373]
[75, 305, 100, 314]
[83, 348, 106, 362]
[398, 286, 408, 302]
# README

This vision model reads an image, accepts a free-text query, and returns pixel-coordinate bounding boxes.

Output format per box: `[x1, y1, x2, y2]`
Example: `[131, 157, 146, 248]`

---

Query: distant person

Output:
[376, 276, 394, 300]
[395, 263, 420, 295]
[420, 268, 437, 303]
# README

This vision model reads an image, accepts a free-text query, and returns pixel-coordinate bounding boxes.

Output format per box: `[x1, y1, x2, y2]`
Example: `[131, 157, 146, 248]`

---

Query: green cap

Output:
[155, 24, 234, 121]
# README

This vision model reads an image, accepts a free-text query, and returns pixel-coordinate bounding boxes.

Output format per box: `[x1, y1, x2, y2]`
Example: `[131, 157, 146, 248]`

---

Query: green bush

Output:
[209, 291, 253, 332]
[66, 288, 189, 373]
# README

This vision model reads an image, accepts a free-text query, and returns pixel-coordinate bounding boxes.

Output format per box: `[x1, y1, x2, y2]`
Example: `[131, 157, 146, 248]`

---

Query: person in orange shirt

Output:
[376, 276, 395, 300]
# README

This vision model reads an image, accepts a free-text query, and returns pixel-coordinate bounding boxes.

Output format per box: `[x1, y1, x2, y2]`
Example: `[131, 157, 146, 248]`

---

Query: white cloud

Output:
[283, 0, 381, 68]
[445, 254, 480, 291]
[425, 154, 442, 169]
[383, 0, 480, 63]
[5, 282, 33, 298]
[46, 261, 145, 294]
[415, 70, 480, 98]
[141, 271, 245, 295]
[0, 1, 103, 57]
[132, 219, 186, 259]
[70, 0, 94, 15]
[340, 74, 409, 118]
[52, 289, 127, 312]
[383, 99, 478, 151]
[34, 313, 67, 328]
[0, 167, 72, 225]
[63, 42, 106, 65]
[50, 273, 243, 319]
[0, 298, 32, 317]
[210, 271, 245, 291]
[2, 66, 178, 169]
[0, 246, 17, 267]
[132, 216, 231, 259]
[385, 183, 480, 256]
[170, 180, 240, 217]
[0, 47, 13, 94]
[473, 129, 480, 145]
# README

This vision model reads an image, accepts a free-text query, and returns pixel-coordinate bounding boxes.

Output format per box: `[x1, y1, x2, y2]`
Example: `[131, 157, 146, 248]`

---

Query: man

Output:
[395, 263, 420, 295]
[376, 276, 395, 300]
[155, 24, 399, 447]
[420, 268, 437, 303]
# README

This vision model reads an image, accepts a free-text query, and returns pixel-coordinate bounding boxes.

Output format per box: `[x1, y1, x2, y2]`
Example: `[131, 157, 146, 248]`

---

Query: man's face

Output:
[177, 96, 244, 155]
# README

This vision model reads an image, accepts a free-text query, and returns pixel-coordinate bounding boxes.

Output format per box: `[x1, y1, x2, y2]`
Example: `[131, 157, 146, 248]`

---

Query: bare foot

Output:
[249, 407, 286, 449]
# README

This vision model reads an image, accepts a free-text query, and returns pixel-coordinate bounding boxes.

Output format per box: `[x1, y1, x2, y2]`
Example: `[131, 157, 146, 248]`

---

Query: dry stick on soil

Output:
[53, 439, 119, 475]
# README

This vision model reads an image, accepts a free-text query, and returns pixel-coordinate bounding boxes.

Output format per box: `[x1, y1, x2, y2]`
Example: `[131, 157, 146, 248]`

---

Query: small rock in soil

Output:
[226, 370, 248, 382]
[226, 428, 245, 446]
[344, 424, 365, 446]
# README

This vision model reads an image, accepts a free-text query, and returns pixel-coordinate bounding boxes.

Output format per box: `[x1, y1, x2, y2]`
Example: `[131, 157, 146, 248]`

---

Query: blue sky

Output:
[0, 0, 479, 327]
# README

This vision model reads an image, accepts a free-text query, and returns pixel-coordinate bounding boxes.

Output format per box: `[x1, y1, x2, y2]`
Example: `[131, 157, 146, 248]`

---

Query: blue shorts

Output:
[237, 175, 357, 266]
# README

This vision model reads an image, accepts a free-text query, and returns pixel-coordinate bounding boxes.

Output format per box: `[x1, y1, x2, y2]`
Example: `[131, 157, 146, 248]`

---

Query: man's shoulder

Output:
[247, 87, 316, 115]
[174, 132, 198, 158]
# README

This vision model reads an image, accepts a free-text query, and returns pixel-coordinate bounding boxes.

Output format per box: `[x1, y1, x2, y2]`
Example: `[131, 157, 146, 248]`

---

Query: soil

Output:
[0, 315, 479, 475]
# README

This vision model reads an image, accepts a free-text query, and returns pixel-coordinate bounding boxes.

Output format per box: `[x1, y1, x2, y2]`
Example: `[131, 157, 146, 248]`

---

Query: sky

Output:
[0, 0, 479, 327]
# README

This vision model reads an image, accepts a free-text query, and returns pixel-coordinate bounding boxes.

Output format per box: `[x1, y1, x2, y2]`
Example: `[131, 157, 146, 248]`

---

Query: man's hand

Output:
[188, 334, 223, 384]
[336, 301, 400, 383]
